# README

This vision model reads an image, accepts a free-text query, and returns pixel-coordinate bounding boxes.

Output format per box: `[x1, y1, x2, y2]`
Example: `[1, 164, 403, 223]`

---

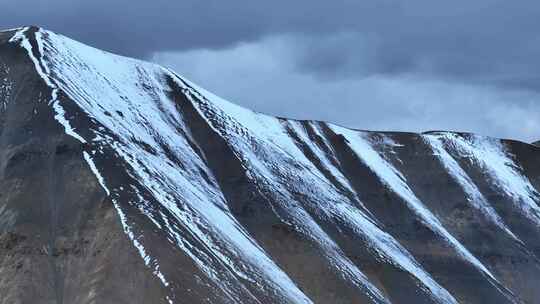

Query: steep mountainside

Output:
[1, 27, 539, 304]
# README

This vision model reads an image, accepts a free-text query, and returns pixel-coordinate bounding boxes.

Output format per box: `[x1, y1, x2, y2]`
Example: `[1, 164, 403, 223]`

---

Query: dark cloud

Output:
[3, 0, 540, 89]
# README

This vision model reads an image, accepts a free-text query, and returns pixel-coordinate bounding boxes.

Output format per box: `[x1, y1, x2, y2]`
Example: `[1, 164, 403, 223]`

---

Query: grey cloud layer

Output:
[4, 0, 540, 89]
[154, 37, 540, 142]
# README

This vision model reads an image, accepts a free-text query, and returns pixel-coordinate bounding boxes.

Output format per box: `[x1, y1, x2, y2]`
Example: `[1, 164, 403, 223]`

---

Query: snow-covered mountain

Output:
[1, 27, 539, 304]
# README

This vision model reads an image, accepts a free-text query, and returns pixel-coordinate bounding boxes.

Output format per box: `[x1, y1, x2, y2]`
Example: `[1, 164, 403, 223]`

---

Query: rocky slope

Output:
[0, 27, 539, 304]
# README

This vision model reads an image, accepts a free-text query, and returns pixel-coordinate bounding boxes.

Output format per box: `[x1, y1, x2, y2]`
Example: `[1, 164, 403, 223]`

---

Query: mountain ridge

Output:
[1, 26, 540, 304]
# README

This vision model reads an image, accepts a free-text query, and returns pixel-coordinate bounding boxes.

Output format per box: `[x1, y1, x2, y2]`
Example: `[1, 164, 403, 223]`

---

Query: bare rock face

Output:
[533, 141, 540, 147]
[0, 27, 539, 304]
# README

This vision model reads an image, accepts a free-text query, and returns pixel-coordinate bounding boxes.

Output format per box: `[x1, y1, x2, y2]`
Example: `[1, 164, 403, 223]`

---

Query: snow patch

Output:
[438, 133, 540, 228]
[424, 135, 520, 242]
[329, 124, 500, 283]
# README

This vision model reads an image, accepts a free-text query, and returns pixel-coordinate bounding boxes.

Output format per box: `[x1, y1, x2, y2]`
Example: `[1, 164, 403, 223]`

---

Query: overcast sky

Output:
[2, 1, 539, 142]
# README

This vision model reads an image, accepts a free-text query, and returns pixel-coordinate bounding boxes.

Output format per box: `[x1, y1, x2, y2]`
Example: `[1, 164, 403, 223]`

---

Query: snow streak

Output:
[9, 27, 172, 300]
[329, 125, 499, 282]
[178, 78, 459, 303]
[424, 135, 520, 242]
[437, 133, 540, 228]
[28, 28, 311, 304]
